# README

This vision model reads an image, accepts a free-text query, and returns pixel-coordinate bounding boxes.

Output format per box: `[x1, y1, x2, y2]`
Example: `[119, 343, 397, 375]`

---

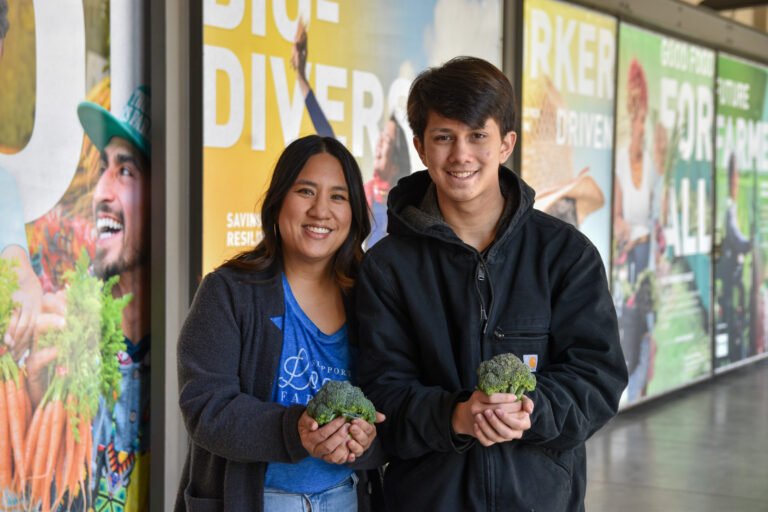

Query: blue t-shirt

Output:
[264, 274, 355, 493]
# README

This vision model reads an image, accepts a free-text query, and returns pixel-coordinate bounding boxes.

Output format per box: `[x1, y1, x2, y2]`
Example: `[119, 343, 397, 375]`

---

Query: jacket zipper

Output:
[476, 262, 489, 335]
[476, 259, 493, 336]
[479, 257, 495, 511]
[485, 446, 494, 512]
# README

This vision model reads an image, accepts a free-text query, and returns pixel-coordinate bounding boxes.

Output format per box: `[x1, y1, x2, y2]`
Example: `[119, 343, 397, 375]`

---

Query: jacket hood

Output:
[385, 166, 537, 253]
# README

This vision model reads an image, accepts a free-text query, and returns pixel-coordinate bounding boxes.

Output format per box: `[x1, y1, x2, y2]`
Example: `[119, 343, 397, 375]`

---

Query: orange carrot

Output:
[20, 373, 31, 429]
[5, 378, 26, 492]
[68, 415, 88, 504]
[52, 428, 67, 511]
[23, 398, 44, 483]
[57, 397, 76, 506]
[42, 398, 65, 511]
[84, 417, 92, 484]
[30, 399, 54, 504]
[0, 380, 12, 489]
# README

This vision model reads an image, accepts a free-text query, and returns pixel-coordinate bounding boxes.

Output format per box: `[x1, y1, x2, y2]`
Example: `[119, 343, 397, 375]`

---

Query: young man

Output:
[356, 57, 628, 511]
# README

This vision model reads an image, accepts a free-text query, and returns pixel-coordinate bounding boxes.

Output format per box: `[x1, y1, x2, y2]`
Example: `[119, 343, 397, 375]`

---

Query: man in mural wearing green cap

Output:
[23, 85, 152, 511]
[79, 85, 152, 511]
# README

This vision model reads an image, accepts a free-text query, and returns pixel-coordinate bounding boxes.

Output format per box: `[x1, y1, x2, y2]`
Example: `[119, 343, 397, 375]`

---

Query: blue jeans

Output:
[264, 473, 358, 512]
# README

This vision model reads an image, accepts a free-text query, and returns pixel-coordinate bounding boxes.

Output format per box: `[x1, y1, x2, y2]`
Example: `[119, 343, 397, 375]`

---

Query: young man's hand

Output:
[344, 412, 385, 462]
[452, 390, 534, 447]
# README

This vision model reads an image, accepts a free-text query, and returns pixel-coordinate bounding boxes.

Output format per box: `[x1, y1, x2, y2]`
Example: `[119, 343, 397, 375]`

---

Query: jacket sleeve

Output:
[356, 254, 471, 460]
[177, 272, 308, 464]
[522, 243, 628, 450]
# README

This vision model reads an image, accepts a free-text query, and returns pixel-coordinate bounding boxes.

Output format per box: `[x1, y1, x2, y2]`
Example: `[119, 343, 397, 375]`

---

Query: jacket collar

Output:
[386, 165, 536, 255]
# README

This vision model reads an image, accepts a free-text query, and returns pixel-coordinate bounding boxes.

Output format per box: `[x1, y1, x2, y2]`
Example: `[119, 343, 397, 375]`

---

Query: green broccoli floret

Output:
[306, 380, 376, 426]
[476, 353, 536, 400]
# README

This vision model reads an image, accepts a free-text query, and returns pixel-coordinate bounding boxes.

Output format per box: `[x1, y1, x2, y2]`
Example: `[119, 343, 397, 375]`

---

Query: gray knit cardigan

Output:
[175, 266, 384, 511]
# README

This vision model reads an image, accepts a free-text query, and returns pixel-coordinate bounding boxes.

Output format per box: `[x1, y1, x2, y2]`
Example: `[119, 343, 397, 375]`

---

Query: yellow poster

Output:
[203, 0, 503, 274]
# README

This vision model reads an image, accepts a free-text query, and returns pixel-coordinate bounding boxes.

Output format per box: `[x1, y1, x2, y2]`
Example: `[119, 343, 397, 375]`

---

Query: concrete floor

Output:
[585, 357, 768, 511]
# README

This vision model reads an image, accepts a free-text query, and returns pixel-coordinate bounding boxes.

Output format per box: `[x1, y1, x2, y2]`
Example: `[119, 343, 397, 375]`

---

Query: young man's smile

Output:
[413, 112, 516, 210]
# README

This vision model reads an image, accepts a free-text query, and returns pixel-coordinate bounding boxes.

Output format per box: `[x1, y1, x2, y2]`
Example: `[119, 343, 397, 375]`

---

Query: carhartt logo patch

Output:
[523, 354, 538, 372]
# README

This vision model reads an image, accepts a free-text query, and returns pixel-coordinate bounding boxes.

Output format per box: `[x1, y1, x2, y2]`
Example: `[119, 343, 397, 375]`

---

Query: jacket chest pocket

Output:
[486, 326, 549, 372]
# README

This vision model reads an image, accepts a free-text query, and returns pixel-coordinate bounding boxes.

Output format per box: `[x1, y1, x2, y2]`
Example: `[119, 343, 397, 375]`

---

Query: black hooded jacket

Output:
[356, 167, 628, 511]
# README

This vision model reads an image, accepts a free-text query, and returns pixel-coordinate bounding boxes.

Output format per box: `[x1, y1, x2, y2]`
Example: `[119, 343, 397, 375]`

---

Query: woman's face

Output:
[278, 152, 352, 269]
[373, 120, 398, 183]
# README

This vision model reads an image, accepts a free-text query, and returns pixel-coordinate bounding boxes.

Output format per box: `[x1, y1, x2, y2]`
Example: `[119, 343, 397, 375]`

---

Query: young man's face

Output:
[413, 111, 515, 209]
[92, 136, 149, 280]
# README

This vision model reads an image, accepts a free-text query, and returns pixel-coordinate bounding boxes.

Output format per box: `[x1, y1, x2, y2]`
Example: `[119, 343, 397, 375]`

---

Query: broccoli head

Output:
[306, 380, 376, 426]
[476, 353, 536, 400]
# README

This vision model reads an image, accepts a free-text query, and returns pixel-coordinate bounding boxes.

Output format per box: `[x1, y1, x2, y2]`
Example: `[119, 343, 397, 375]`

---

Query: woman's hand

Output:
[345, 412, 385, 462]
[298, 413, 353, 464]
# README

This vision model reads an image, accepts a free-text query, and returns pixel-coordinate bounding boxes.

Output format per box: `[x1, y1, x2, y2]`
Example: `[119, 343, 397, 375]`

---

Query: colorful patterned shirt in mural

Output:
[89, 336, 150, 512]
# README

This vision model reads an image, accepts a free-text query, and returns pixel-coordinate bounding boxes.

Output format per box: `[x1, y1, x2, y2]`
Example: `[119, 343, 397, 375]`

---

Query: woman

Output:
[176, 135, 384, 511]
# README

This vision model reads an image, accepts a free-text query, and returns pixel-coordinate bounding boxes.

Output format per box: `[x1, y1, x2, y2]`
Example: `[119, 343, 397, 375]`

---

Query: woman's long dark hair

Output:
[219, 135, 370, 290]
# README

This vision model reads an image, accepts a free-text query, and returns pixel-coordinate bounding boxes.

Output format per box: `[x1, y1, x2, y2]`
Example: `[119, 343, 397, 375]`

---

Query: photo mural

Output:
[0, 1, 150, 510]
[612, 22, 715, 405]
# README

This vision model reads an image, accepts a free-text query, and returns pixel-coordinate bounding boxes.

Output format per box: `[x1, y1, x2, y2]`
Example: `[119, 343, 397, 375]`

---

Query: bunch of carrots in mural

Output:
[0, 250, 130, 511]
[0, 257, 31, 498]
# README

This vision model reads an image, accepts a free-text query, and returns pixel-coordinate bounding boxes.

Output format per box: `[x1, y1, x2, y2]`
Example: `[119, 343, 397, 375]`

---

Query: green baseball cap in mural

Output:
[77, 86, 150, 158]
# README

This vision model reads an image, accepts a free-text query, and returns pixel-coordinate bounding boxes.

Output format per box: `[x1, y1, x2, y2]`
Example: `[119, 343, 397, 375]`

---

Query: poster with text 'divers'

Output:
[202, 0, 503, 274]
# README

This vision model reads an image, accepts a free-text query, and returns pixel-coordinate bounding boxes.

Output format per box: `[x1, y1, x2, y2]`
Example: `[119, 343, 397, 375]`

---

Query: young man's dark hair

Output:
[407, 56, 516, 140]
[356, 56, 627, 511]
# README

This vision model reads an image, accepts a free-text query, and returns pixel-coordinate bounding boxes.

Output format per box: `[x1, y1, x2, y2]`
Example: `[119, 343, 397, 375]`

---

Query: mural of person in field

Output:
[0, 2, 150, 509]
[78, 86, 151, 512]
[14, 87, 150, 512]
